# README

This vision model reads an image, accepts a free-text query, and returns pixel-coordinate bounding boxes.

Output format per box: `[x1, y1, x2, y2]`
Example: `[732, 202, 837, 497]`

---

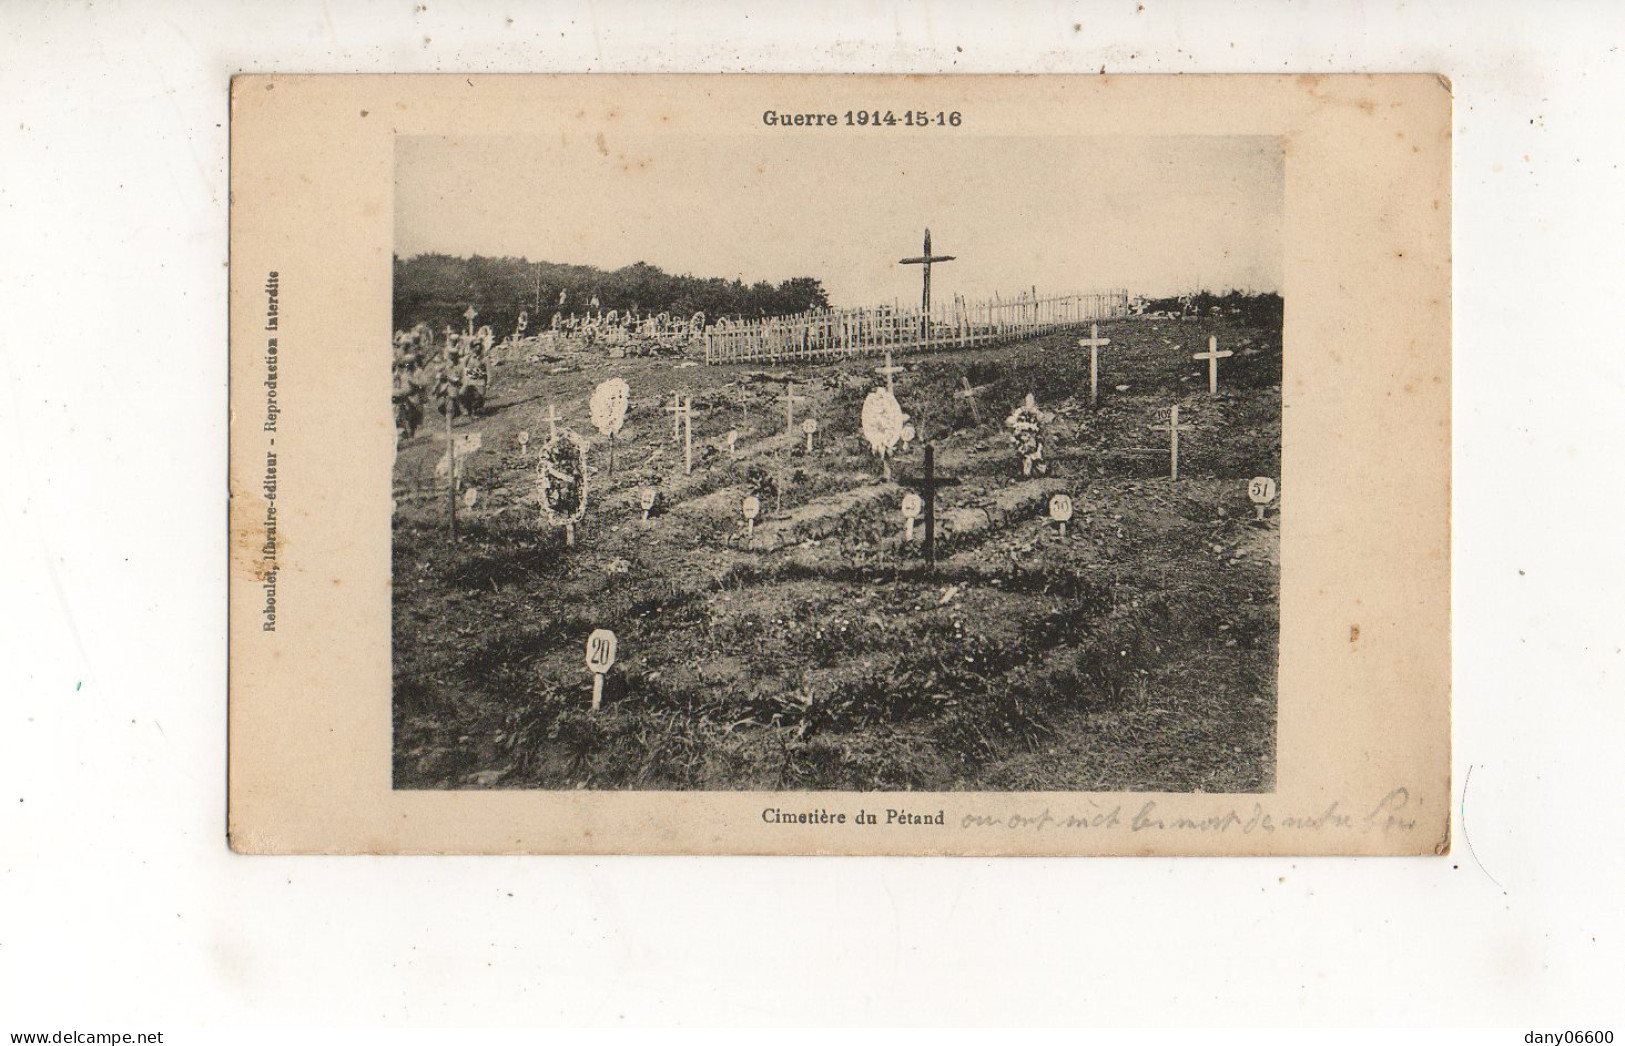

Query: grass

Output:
[392, 315, 1281, 792]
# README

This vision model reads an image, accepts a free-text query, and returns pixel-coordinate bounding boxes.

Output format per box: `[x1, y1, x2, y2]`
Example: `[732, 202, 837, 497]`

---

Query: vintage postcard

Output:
[228, 74, 1450, 855]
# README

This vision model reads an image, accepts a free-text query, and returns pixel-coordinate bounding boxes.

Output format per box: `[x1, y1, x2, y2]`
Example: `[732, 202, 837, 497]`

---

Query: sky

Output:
[395, 133, 1282, 307]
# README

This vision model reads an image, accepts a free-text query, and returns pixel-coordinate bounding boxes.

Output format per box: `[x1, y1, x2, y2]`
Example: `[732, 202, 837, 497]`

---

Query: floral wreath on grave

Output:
[1005, 394, 1050, 467]
[861, 387, 908, 459]
[538, 427, 589, 525]
[589, 378, 630, 438]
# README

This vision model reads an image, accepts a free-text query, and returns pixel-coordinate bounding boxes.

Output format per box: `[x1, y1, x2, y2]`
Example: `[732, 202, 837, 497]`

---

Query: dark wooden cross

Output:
[898, 443, 961, 571]
[956, 375, 989, 426]
[899, 227, 955, 321]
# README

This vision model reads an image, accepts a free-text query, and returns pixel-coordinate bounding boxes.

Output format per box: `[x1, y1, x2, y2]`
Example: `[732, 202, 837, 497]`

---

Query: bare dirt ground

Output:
[392, 315, 1281, 792]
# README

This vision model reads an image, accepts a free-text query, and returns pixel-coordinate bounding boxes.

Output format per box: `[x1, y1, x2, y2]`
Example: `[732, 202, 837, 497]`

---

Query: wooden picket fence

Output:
[702, 289, 1129, 365]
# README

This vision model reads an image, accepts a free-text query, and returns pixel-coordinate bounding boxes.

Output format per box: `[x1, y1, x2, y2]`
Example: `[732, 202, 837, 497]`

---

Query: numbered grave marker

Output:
[1248, 476, 1278, 520]
[741, 494, 761, 538]
[803, 416, 818, 452]
[726, 428, 739, 458]
[901, 491, 922, 542]
[1151, 405, 1194, 481]
[1049, 492, 1074, 537]
[585, 628, 618, 711]
[517, 429, 531, 453]
[640, 487, 657, 521]
[900, 423, 916, 448]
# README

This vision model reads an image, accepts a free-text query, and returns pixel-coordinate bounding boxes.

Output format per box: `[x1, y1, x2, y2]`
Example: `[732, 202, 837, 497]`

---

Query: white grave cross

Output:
[1078, 324, 1111, 406]
[780, 380, 805, 434]
[664, 392, 684, 442]
[875, 352, 905, 395]
[681, 396, 694, 475]
[1151, 405, 1194, 481]
[1193, 335, 1234, 395]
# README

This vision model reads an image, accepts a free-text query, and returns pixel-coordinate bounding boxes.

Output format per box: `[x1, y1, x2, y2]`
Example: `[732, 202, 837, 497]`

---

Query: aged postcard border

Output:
[228, 74, 1450, 855]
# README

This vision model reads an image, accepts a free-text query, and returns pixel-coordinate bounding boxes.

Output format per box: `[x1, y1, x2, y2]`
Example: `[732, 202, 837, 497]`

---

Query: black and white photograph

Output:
[389, 132, 1285, 793]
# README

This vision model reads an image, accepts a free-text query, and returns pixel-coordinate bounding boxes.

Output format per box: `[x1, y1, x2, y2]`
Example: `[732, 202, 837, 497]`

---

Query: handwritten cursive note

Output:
[960, 788, 1419, 836]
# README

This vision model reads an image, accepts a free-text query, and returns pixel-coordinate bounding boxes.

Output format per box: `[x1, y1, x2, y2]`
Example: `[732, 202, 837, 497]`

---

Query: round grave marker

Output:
[1049, 493, 1073, 522]
[901, 490, 922, 541]
[585, 628, 618, 711]
[742, 495, 761, 520]
[1248, 476, 1278, 520]
[586, 628, 618, 673]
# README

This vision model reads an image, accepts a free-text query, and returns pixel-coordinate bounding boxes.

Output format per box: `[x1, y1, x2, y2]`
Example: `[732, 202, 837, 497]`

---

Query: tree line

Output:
[393, 254, 831, 336]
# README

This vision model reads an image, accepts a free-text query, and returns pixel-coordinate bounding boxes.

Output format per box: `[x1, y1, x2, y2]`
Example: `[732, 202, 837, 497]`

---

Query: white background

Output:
[1, 0, 1620, 1029]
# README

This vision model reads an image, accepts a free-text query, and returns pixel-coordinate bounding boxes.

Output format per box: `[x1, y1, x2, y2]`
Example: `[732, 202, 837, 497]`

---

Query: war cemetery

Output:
[388, 213, 1283, 793]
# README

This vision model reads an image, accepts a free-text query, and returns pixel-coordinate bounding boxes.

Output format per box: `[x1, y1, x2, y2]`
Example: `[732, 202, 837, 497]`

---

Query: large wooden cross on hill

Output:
[899, 227, 956, 320]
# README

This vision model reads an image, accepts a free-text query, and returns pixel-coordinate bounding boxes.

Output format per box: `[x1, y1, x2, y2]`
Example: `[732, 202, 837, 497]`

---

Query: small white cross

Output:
[875, 351, 905, 395]
[664, 392, 685, 441]
[1192, 335, 1234, 395]
[682, 395, 693, 475]
[781, 380, 806, 432]
[1151, 405, 1194, 481]
[1077, 323, 1111, 406]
